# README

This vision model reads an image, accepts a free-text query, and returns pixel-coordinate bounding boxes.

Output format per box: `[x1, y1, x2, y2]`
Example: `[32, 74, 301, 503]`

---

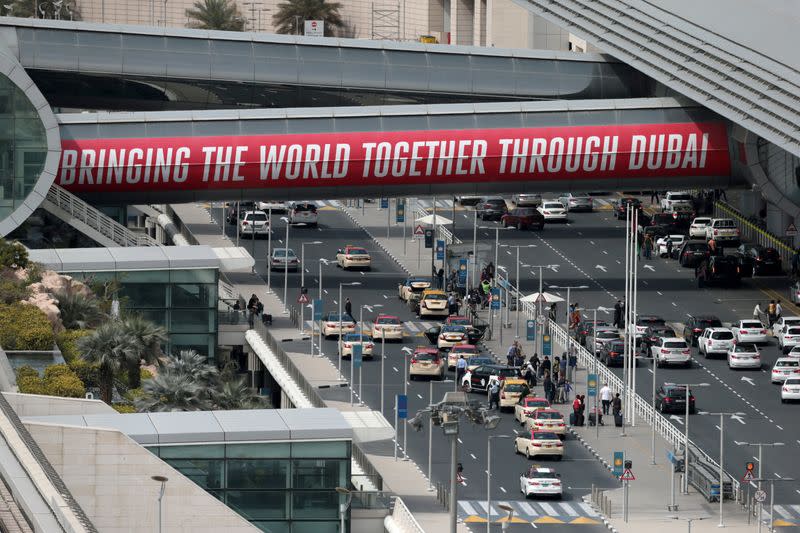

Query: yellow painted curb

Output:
[496, 516, 529, 523]
[318, 206, 339, 211]
[772, 519, 797, 527]
[534, 516, 564, 524]
[463, 516, 488, 523]
[570, 517, 601, 525]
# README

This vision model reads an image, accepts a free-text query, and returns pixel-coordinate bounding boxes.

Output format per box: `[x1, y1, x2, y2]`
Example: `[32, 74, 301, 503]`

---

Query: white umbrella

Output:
[416, 214, 453, 225]
[519, 291, 565, 304]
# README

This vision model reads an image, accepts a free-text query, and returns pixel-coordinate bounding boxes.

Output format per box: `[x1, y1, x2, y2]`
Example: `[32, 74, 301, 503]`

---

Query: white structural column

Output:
[473, 0, 483, 46]
[486, 0, 493, 46]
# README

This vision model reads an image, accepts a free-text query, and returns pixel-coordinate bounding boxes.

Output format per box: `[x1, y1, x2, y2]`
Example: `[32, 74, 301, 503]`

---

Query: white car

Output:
[727, 343, 761, 369]
[537, 201, 568, 222]
[514, 396, 551, 424]
[732, 320, 769, 344]
[321, 313, 356, 338]
[336, 245, 372, 270]
[515, 430, 564, 460]
[772, 316, 800, 338]
[371, 314, 404, 341]
[270, 248, 299, 271]
[788, 345, 800, 358]
[705, 218, 740, 244]
[698, 328, 735, 358]
[398, 278, 431, 301]
[778, 326, 800, 354]
[239, 210, 269, 237]
[513, 194, 542, 207]
[557, 193, 593, 212]
[520, 467, 563, 499]
[652, 337, 691, 367]
[288, 202, 318, 226]
[660, 191, 694, 212]
[689, 217, 712, 238]
[771, 358, 800, 383]
[791, 281, 800, 305]
[257, 200, 287, 212]
[437, 325, 468, 350]
[594, 328, 621, 354]
[656, 234, 685, 257]
[781, 377, 800, 403]
[339, 334, 374, 358]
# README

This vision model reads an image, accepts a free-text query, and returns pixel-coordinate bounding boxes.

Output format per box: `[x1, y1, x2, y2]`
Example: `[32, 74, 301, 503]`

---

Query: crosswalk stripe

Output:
[405, 322, 420, 332]
[773, 505, 791, 519]
[791, 505, 800, 515]
[421, 321, 437, 330]
[537, 502, 558, 516]
[459, 501, 478, 515]
[578, 502, 599, 516]
[559, 503, 578, 516]
[516, 501, 538, 516]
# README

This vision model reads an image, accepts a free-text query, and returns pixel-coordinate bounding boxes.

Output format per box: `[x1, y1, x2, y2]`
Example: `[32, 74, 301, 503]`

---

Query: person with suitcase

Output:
[612, 393, 623, 427]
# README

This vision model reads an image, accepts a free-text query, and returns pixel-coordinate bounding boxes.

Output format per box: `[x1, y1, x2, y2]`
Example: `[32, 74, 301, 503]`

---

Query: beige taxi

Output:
[524, 409, 567, 437]
[514, 396, 551, 424]
[514, 430, 564, 460]
[409, 347, 445, 380]
[499, 378, 530, 411]
[371, 314, 404, 341]
[419, 289, 448, 318]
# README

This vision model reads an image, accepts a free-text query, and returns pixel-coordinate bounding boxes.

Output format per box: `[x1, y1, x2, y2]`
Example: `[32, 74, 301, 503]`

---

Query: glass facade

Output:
[69, 268, 218, 359]
[0, 72, 47, 222]
[147, 440, 351, 533]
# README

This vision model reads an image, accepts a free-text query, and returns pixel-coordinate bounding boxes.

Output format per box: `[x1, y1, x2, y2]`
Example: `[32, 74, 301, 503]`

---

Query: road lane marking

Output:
[459, 501, 478, 515]
[538, 502, 557, 516]
[470, 453, 477, 460]
[499, 486, 506, 493]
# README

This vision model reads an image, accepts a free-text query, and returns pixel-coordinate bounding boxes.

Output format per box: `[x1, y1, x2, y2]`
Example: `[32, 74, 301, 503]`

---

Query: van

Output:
[289, 202, 318, 226]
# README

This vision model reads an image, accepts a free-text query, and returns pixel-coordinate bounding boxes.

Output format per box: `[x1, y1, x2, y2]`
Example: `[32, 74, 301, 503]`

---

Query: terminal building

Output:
[0, 1, 795, 531]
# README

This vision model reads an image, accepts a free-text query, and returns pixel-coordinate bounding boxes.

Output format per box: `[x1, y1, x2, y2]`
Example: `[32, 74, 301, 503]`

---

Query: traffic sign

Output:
[742, 461, 755, 482]
[396, 200, 405, 223]
[397, 394, 408, 419]
[587, 373, 598, 397]
[620, 468, 636, 481]
[380, 198, 389, 209]
[542, 334, 551, 356]
[490, 288, 501, 310]
[304, 19, 324, 36]
[612, 452, 624, 477]
[526, 320, 536, 341]
[536, 315, 546, 325]
[414, 224, 425, 236]
[297, 293, 309, 304]
[754, 490, 767, 503]
[436, 239, 445, 260]
[787, 223, 798, 237]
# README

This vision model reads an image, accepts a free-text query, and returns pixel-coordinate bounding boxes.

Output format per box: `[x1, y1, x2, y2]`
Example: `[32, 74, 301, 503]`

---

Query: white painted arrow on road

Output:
[730, 414, 746, 425]
[595, 265, 608, 273]
[643, 264, 656, 271]
[741, 376, 756, 386]
[670, 415, 684, 425]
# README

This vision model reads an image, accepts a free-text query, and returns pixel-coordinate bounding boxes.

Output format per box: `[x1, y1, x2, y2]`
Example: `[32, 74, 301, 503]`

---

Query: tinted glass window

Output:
[777, 360, 799, 367]
[537, 412, 562, 420]
[664, 341, 686, 348]
[534, 432, 559, 440]
[699, 319, 722, 327]
[711, 331, 734, 340]
[414, 352, 437, 361]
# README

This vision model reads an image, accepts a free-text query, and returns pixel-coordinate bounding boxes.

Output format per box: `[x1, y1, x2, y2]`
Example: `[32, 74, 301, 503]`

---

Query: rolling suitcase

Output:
[569, 412, 576, 426]
[614, 413, 623, 427]
[588, 412, 597, 426]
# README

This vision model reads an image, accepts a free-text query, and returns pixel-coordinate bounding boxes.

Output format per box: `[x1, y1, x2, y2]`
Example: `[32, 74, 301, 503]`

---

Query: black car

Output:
[639, 225, 670, 240]
[639, 326, 676, 356]
[636, 315, 666, 331]
[477, 198, 508, 220]
[695, 255, 741, 288]
[614, 197, 642, 220]
[226, 201, 257, 224]
[734, 244, 782, 277]
[678, 241, 710, 268]
[683, 315, 722, 346]
[655, 383, 696, 414]
[650, 212, 684, 231]
[600, 339, 626, 367]
[463, 364, 522, 393]
[575, 320, 611, 346]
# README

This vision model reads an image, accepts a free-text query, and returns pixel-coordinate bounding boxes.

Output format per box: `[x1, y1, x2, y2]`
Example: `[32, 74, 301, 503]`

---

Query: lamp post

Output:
[266, 207, 273, 288]
[487, 435, 512, 531]
[499, 243, 536, 337]
[335, 486, 353, 533]
[338, 282, 361, 374]
[401, 346, 413, 460]
[737, 442, 784, 533]
[150, 475, 168, 533]
[699, 411, 745, 527]
[280, 216, 291, 311]
[527, 264, 560, 355]
[428, 379, 454, 491]
[548, 285, 589, 333]
[312, 259, 332, 358]
[498, 503, 514, 531]
[677, 382, 710, 493]
[354, 304, 382, 405]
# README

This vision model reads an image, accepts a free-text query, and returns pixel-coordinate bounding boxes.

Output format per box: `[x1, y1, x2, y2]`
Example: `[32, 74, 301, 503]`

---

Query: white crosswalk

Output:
[305, 320, 439, 336]
[458, 499, 600, 522]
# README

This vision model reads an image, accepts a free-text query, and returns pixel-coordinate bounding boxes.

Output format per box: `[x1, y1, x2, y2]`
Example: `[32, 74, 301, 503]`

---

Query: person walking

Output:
[753, 301, 763, 320]
[650, 190, 660, 205]
[344, 297, 353, 321]
[613, 300, 622, 328]
[559, 354, 567, 379]
[488, 380, 501, 410]
[543, 372, 554, 404]
[768, 300, 777, 326]
[530, 353, 540, 377]
[600, 383, 612, 415]
[524, 359, 537, 388]
[776, 301, 783, 322]
[548, 303, 557, 321]
[567, 349, 577, 381]
[572, 395, 582, 426]
[612, 393, 622, 426]
[447, 293, 457, 315]
[540, 355, 551, 378]
[456, 355, 467, 385]
[665, 235, 674, 258]
[436, 267, 445, 290]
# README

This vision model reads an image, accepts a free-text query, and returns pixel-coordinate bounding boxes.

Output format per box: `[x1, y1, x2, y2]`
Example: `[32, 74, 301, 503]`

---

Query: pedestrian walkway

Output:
[458, 499, 601, 525]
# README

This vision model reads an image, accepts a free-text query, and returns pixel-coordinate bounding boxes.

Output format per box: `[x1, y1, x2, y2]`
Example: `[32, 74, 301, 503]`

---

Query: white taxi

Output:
[778, 326, 800, 354]
[339, 334, 374, 359]
[732, 320, 769, 344]
[371, 314, 404, 341]
[321, 313, 356, 338]
[781, 377, 800, 402]
[447, 344, 479, 370]
[726, 342, 761, 369]
[771, 316, 800, 338]
[524, 409, 567, 437]
[398, 278, 431, 301]
[520, 467, 563, 499]
[336, 245, 372, 270]
[698, 327, 735, 358]
[772, 358, 800, 383]
[514, 396, 551, 424]
[437, 325, 468, 350]
[537, 201, 568, 222]
[514, 430, 564, 460]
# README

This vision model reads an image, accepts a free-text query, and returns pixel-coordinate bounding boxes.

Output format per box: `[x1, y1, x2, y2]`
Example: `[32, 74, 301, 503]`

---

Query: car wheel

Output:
[526, 448, 532, 460]
[462, 382, 472, 393]
[781, 398, 787, 404]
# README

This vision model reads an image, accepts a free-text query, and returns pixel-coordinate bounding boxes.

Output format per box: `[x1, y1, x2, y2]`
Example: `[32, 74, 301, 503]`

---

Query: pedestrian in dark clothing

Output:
[524, 361, 537, 388]
[548, 303, 557, 321]
[650, 190, 660, 204]
[436, 268, 445, 289]
[486, 262, 495, 280]
[612, 393, 622, 416]
[613, 300, 622, 328]
[793, 248, 800, 278]
[559, 354, 568, 377]
[567, 350, 577, 381]
[344, 298, 353, 320]
[488, 381, 501, 410]
[530, 354, 540, 374]
[543, 372, 554, 403]
[540, 355, 551, 377]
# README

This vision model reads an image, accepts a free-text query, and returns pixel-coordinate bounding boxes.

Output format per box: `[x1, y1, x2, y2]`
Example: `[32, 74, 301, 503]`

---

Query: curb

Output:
[338, 203, 412, 276]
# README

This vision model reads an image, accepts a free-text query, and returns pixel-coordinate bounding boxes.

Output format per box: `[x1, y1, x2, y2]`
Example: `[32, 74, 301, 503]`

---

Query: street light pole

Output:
[487, 435, 512, 531]
[150, 475, 168, 533]
[428, 379, 453, 491]
[299, 241, 322, 332]
[701, 411, 745, 527]
[338, 282, 361, 374]
[281, 217, 291, 311]
[739, 442, 784, 533]
[678, 383, 710, 493]
[266, 207, 272, 289]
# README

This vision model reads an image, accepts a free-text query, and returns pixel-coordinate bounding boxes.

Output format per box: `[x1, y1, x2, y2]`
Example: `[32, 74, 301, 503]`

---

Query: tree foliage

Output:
[16, 364, 86, 398]
[78, 321, 135, 404]
[121, 315, 167, 389]
[273, 0, 343, 36]
[55, 286, 106, 330]
[186, 0, 245, 31]
[0, 303, 54, 350]
[0, 238, 28, 270]
[8, 0, 81, 19]
[0, 279, 30, 305]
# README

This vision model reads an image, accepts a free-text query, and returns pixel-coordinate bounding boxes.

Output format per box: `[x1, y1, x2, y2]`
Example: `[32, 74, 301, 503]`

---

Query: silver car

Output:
[270, 248, 299, 271]
[558, 193, 593, 212]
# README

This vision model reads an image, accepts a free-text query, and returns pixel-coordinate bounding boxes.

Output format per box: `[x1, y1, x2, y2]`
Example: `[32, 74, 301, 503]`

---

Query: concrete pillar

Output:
[486, 0, 492, 46]
[453, 0, 475, 45]
[473, 0, 482, 46]
[443, 0, 451, 43]
[736, 189, 764, 218]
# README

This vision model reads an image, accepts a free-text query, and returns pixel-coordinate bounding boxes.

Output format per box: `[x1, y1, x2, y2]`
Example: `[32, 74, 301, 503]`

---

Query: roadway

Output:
[445, 198, 800, 511]
[212, 202, 614, 531]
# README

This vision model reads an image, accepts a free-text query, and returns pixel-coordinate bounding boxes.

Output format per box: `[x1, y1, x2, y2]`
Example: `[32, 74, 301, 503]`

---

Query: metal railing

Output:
[414, 203, 460, 246]
[350, 445, 384, 492]
[714, 201, 793, 268]
[390, 496, 426, 533]
[44, 184, 159, 247]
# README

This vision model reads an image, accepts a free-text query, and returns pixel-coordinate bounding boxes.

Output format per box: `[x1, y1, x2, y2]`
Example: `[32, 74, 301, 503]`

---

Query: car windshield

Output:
[666, 387, 690, 397]
[376, 317, 401, 325]
[740, 321, 762, 328]
[537, 412, 562, 420]
[346, 248, 368, 255]
[664, 341, 686, 348]
[246, 213, 267, 221]
[326, 314, 349, 322]
[652, 328, 675, 337]
[607, 342, 624, 351]
[734, 344, 757, 352]
[448, 318, 471, 325]
[442, 325, 467, 333]
[686, 243, 708, 251]
[533, 432, 559, 440]
[543, 203, 562, 209]
[528, 471, 559, 479]
[504, 383, 528, 393]
[524, 398, 549, 407]
[453, 347, 477, 355]
[714, 220, 736, 228]
[711, 331, 734, 340]
[486, 199, 505, 205]
[776, 360, 799, 367]
[785, 378, 800, 385]
[693, 218, 711, 224]
[597, 331, 619, 339]
[498, 368, 520, 378]
[468, 357, 493, 365]
[670, 193, 692, 201]
[414, 352, 437, 361]
[638, 318, 665, 326]
[343, 334, 370, 342]
[785, 319, 800, 327]
[425, 293, 447, 300]
[699, 319, 722, 328]
[293, 204, 316, 212]
[787, 328, 800, 335]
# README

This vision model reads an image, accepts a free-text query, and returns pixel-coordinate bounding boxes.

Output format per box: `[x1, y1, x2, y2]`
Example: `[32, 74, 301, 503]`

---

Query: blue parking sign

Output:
[380, 198, 389, 209]
[397, 394, 408, 419]
[396, 200, 405, 223]
[436, 239, 445, 260]
[312, 299, 323, 321]
[353, 344, 363, 369]
[526, 320, 536, 341]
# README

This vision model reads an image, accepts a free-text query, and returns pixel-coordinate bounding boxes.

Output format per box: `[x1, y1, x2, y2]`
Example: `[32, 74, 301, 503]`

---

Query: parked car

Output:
[456, 195, 483, 206]
[660, 191, 694, 212]
[695, 256, 741, 287]
[698, 327, 735, 358]
[639, 326, 676, 357]
[669, 203, 696, 227]
[649, 213, 681, 232]
[635, 315, 667, 336]
[514, 431, 563, 460]
[409, 347, 445, 380]
[705, 218, 740, 246]
[524, 409, 567, 437]
[683, 315, 722, 346]
[557, 193, 593, 212]
[772, 316, 800, 338]
[476, 198, 508, 220]
[781, 377, 800, 403]
[321, 312, 356, 338]
[447, 344, 479, 370]
[501, 207, 545, 230]
[614, 197, 642, 220]
[791, 281, 800, 305]
[514, 396, 551, 424]
[655, 383, 696, 413]
[678, 241, 710, 268]
[461, 364, 521, 393]
[731, 319, 768, 344]
[418, 289, 449, 318]
[398, 277, 432, 301]
[270, 248, 299, 271]
[499, 378, 531, 411]
[257, 200, 287, 212]
[734, 244, 782, 276]
[771, 358, 800, 383]
[639, 225, 670, 241]
[227, 201, 257, 224]
[593, 328, 621, 354]
[656, 234, 686, 258]
[288, 201, 318, 226]
[430, 324, 469, 350]
[778, 326, 800, 354]
[575, 320, 611, 346]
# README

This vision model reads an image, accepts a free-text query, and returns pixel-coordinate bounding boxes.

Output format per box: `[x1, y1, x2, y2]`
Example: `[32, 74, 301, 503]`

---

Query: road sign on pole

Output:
[490, 288, 501, 310]
[613, 451, 624, 477]
[436, 239, 445, 260]
[620, 468, 636, 481]
[353, 344, 363, 369]
[742, 461, 756, 482]
[754, 490, 767, 503]
[587, 374, 598, 397]
[526, 320, 536, 341]
[312, 299, 323, 321]
[786, 223, 798, 237]
[414, 224, 425, 236]
[542, 334, 552, 356]
[397, 394, 408, 419]
[297, 293, 309, 304]
[396, 200, 405, 223]
[380, 198, 389, 209]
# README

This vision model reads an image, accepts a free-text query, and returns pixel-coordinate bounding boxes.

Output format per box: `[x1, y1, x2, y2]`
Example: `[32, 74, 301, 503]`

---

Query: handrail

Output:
[389, 496, 426, 533]
[45, 184, 159, 247]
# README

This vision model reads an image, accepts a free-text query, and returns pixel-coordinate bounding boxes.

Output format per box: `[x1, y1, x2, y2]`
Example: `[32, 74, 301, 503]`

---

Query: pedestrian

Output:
[436, 268, 445, 290]
[552, 356, 560, 382]
[543, 372, 554, 404]
[578, 394, 586, 425]
[486, 262, 495, 280]
[753, 302, 763, 320]
[457, 462, 465, 485]
[650, 190, 659, 204]
[507, 342, 518, 366]
[643, 235, 653, 259]
[530, 353, 540, 376]
[768, 300, 777, 326]
[619, 300, 626, 328]
[612, 393, 622, 416]
[567, 349, 577, 381]
[556, 374, 567, 403]
[548, 303, 557, 321]
[524, 360, 537, 388]
[572, 395, 582, 425]
[456, 355, 467, 384]
[540, 355, 551, 378]
[708, 237, 718, 256]
[447, 293, 457, 315]
[488, 381, 500, 410]
[344, 297, 353, 321]
[613, 300, 622, 328]
[600, 383, 612, 415]
[665, 235, 674, 258]
[559, 353, 567, 377]
[776, 301, 783, 322]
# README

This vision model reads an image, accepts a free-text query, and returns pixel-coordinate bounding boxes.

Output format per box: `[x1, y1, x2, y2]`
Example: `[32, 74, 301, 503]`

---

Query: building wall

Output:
[24, 423, 259, 532]
[3, 392, 115, 418]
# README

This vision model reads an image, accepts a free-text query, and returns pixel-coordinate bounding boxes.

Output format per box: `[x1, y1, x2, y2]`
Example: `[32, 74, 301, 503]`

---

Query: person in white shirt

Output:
[775, 301, 783, 322]
[600, 383, 613, 415]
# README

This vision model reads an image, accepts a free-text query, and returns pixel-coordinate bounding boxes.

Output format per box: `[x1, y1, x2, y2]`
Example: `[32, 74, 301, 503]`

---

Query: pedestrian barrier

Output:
[714, 201, 794, 268]
[688, 456, 734, 503]
[385, 496, 426, 533]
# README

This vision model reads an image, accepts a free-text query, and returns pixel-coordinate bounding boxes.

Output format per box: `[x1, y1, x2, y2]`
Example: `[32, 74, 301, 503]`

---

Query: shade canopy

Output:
[519, 292, 566, 304]
[416, 214, 453, 225]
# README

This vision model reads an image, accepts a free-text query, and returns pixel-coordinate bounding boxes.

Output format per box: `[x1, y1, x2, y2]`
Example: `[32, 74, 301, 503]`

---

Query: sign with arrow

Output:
[595, 265, 607, 273]
[414, 224, 425, 236]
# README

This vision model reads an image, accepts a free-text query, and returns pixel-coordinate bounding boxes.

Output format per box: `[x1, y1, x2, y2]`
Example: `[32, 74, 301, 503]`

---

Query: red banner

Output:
[57, 122, 730, 193]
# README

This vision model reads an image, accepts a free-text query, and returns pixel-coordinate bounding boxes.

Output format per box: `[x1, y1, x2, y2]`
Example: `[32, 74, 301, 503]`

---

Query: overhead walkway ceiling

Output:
[54, 97, 736, 204]
[0, 18, 653, 111]
[517, 0, 800, 157]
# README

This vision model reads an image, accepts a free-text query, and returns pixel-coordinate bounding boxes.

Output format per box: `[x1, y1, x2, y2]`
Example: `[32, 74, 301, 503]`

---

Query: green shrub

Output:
[124, 387, 144, 402]
[45, 372, 85, 398]
[0, 238, 28, 270]
[69, 360, 99, 389]
[44, 364, 73, 380]
[112, 403, 137, 414]
[0, 279, 30, 305]
[0, 303, 54, 350]
[56, 329, 92, 364]
[17, 375, 45, 395]
[140, 368, 153, 381]
[16, 365, 39, 380]
[17, 364, 85, 398]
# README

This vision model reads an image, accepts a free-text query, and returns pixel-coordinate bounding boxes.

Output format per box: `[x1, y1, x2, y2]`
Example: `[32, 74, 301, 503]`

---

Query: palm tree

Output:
[9, 0, 80, 19]
[186, 0, 245, 31]
[135, 372, 210, 412]
[77, 322, 134, 403]
[273, 0, 344, 36]
[212, 375, 267, 410]
[166, 350, 218, 385]
[55, 287, 106, 330]
[122, 316, 167, 389]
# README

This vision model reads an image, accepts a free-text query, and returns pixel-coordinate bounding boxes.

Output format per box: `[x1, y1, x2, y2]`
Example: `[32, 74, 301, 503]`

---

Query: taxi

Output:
[321, 312, 356, 339]
[771, 357, 800, 383]
[419, 289, 448, 318]
[398, 278, 432, 301]
[371, 314, 404, 341]
[514, 396, 551, 424]
[519, 467, 563, 499]
[525, 409, 567, 437]
[445, 316, 472, 327]
[336, 245, 371, 270]
[514, 430, 564, 460]
[409, 347, 445, 380]
[437, 325, 468, 350]
[447, 344, 479, 370]
[339, 334, 374, 359]
[499, 378, 530, 411]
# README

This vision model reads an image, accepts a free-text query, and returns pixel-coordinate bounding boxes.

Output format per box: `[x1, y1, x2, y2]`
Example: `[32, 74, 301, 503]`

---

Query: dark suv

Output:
[655, 383, 696, 414]
[683, 315, 722, 346]
[477, 198, 508, 221]
[695, 256, 741, 287]
[463, 364, 521, 393]
[600, 339, 626, 367]
[734, 244, 782, 277]
[639, 326, 676, 356]
[678, 241, 710, 268]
